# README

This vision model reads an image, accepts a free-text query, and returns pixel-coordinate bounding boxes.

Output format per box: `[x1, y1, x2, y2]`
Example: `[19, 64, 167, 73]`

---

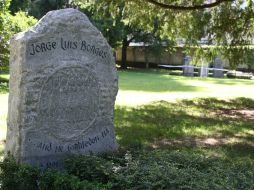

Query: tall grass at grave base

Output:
[0, 70, 254, 189]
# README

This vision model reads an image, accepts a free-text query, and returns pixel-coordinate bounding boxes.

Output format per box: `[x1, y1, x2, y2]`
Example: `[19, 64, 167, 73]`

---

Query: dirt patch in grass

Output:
[216, 108, 254, 120]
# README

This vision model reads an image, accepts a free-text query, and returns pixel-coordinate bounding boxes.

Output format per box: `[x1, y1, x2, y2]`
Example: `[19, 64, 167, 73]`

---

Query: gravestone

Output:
[199, 63, 209, 78]
[183, 56, 194, 77]
[213, 57, 224, 78]
[5, 8, 118, 169]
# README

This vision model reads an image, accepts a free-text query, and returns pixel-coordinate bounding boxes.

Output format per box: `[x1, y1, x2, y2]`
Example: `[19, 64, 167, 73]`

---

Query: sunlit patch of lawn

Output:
[117, 69, 254, 106]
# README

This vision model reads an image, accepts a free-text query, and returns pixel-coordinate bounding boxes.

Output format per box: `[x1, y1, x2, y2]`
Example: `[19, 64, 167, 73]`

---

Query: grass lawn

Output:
[115, 69, 254, 158]
[117, 69, 254, 105]
[0, 69, 254, 188]
[0, 70, 254, 154]
[115, 98, 254, 159]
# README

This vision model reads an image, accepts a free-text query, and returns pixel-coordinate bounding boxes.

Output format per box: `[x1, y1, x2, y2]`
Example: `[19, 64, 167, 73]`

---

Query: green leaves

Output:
[0, 2, 37, 71]
[76, 0, 254, 67]
[0, 157, 111, 190]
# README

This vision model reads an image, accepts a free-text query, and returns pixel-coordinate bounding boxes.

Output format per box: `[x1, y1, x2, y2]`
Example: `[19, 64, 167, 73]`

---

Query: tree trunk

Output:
[120, 37, 129, 69]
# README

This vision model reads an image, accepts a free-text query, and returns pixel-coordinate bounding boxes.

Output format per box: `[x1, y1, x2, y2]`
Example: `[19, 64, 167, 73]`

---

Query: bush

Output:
[0, 0, 37, 71]
[1, 151, 254, 190]
[57, 150, 254, 189]
[64, 155, 115, 183]
[0, 157, 39, 190]
[117, 150, 254, 190]
[0, 157, 110, 190]
[39, 170, 109, 190]
[0, 82, 8, 94]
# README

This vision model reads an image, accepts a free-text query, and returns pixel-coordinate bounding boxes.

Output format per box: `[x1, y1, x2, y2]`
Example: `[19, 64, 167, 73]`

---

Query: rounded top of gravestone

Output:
[11, 8, 115, 66]
[12, 8, 101, 41]
[214, 57, 222, 63]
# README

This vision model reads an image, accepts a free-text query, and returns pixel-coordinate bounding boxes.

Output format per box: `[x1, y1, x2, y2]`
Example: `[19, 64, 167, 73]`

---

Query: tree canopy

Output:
[145, 0, 233, 10]
[1, 0, 254, 68]
[0, 0, 37, 70]
[76, 0, 167, 68]
[75, 0, 254, 67]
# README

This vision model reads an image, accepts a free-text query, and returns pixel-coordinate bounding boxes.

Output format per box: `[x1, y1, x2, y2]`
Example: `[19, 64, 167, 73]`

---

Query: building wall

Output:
[116, 46, 185, 65]
[115, 46, 254, 70]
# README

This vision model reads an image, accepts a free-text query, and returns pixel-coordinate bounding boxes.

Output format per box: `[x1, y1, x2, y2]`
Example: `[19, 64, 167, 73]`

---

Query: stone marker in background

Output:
[5, 8, 118, 169]
[199, 63, 209, 78]
[183, 55, 194, 77]
[213, 57, 224, 78]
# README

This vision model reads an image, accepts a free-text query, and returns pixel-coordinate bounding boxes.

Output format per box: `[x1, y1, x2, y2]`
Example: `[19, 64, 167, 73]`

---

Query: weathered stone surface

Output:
[213, 57, 224, 78]
[183, 56, 194, 77]
[5, 8, 118, 169]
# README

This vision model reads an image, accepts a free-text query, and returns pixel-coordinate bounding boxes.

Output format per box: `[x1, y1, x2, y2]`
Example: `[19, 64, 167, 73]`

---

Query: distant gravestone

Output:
[5, 9, 118, 168]
[183, 56, 194, 77]
[213, 57, 224, 78]
[199, 63, 209, 78]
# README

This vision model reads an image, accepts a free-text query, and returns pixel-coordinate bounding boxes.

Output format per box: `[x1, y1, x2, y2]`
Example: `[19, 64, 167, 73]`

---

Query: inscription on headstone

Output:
[5, 8, 118, 168]
[38, 67, 99, 140]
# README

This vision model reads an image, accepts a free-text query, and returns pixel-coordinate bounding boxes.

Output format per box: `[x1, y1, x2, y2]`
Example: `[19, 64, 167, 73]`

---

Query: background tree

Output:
[9, 0, 29, 14]
[8, 0, 70, 19]
[84, 0, 253, 68]
[28, 0, 67, 19]
[2, 0, 254, 69]
[76, 0, 169, 69]
[0, 0, 37, 71]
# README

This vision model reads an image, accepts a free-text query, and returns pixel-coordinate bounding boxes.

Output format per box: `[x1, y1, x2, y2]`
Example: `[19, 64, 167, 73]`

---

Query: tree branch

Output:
[146, 0, 234, 10]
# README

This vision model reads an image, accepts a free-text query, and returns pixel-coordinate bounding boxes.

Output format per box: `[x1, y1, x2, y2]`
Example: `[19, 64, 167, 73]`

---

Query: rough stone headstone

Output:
[5, 8, 118, 169]
[213, 57, 224, 78]
[183, 55, 194, 77]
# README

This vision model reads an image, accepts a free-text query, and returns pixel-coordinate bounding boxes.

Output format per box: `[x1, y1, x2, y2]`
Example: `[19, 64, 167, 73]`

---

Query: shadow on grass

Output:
[181, 97, 254, 109]
[115, 97, 254, 159]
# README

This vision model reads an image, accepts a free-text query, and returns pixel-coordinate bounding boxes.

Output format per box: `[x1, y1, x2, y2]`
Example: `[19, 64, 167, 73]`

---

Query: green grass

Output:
[117, 69, 254, 105]
[115, 97, 254, 160]
[1, 70, 254, 156]
[115, 69, 254, 160]
[1, 70, 254, 188]
[1, 71, 254, 156]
